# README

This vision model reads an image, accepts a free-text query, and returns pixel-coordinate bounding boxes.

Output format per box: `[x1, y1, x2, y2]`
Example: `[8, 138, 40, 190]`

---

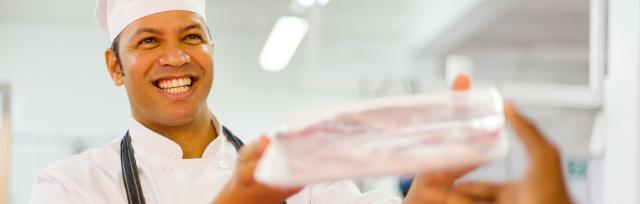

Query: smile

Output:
[155, 77, 193, 94]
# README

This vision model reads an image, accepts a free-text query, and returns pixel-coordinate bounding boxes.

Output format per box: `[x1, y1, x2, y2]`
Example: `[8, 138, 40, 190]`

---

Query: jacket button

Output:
[218, 160, 229, 169]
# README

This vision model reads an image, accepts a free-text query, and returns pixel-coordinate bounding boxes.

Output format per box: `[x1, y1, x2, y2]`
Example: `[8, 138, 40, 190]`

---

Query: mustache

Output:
[149, 65, 203, 81]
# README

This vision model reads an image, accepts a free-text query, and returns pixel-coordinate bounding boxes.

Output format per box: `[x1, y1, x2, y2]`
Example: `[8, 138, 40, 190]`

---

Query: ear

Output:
[105, 49, 125, 86]
[210, 42, 215, 55]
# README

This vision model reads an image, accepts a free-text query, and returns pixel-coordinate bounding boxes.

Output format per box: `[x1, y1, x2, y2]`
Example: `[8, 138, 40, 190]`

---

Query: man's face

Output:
[107, 11, 214, 127]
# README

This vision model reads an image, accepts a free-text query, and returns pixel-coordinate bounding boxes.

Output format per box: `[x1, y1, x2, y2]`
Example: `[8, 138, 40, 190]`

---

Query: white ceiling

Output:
[0, 1, 597, 197]
[0, 0, 592, 85]
[469, 0, 589, 47]
[444, 0, 591, 84]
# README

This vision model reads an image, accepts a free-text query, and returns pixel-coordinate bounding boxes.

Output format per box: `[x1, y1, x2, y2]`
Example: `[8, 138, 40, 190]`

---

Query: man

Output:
[30, 0, 573, 203]
[30, 1, 398, 203]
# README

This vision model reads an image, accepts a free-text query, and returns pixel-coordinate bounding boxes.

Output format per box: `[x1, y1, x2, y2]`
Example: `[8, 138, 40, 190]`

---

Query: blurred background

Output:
[1, 0, 639, 203]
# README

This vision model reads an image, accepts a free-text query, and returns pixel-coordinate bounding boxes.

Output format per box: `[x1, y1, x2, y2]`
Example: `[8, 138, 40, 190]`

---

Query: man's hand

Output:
[402, 75, 573, 204]
[213, 136, 302, 204]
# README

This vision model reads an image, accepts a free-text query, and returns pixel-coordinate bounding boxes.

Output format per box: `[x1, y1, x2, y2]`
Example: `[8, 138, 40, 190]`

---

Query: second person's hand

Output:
[447, 103, 573, 204]
[403, 74, 573, 204]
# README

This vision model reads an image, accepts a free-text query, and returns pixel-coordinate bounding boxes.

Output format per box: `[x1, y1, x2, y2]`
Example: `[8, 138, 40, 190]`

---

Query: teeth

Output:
[157, 77, 192, 89]
[163, 86, 190, 94]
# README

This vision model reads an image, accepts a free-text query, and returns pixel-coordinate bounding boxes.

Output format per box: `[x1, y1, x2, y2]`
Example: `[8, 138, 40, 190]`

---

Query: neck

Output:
[136, 110, 218, 159]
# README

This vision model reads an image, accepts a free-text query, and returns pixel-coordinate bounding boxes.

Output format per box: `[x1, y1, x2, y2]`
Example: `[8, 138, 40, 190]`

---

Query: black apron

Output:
[120, 126, 286, 204]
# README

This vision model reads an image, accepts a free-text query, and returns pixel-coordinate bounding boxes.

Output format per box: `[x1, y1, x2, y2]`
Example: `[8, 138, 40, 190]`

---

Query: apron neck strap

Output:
[120, 131, 146, 204]
[222, 126, 244, 152]
[119, 126, 283, 204]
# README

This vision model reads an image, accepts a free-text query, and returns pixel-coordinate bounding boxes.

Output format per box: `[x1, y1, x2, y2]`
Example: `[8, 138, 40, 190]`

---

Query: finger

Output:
[504, 102, 556, 159]
[237, 135, 270, 182]
[404, 187, 474, 204]
[257, 135, 270, 156]
[237, 146, 259, 183]
[238, 142, 259, 164]
[423, 189, 476, 204]
[453, 181, 503, 201]
[451, 74, 471, 91]
[417, 165, 479, 187]
[440, 165, 479, 182]
[444, 192, 476, 204]
[276, 187, 304, 197]
[238, 135, 270, 163]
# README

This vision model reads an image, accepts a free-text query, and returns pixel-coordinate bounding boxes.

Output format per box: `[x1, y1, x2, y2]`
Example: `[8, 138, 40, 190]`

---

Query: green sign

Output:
[567, 158, 588, 179]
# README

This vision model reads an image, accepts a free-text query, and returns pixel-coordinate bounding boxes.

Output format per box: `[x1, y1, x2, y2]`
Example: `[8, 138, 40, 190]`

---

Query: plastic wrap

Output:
[255, 88, 508, 187]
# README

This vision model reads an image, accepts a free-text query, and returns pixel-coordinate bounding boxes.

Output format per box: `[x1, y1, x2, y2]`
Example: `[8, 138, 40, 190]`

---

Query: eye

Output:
[184, 34, 204, 44]
[137, 37, 159, 48]
[139, 37, 158, 44]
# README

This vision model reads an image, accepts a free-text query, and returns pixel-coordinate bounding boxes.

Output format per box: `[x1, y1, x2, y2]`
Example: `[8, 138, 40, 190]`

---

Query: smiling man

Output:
[28, 0, 402, 203]
[29, 0, 573, 204]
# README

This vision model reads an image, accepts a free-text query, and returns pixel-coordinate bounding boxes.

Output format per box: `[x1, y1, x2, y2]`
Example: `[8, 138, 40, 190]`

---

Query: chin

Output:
[158, 107, 201, 126]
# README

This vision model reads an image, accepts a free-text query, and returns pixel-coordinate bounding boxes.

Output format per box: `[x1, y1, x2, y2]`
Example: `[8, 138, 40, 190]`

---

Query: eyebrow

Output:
[134, 27, 162, 36]
[132, 24, 207, 37]
[180, 24, 205, 33]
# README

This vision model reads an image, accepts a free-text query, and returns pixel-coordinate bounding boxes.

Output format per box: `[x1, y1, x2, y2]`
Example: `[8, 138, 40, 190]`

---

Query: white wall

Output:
[0, 0, 602, 203]
[603, 0, 640, 203]
[0, 3, 413, 203]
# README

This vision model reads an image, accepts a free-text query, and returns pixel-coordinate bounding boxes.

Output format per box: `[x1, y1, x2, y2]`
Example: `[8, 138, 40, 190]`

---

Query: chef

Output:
[29, 0, 573, 203]
[28, 0, 401, 203]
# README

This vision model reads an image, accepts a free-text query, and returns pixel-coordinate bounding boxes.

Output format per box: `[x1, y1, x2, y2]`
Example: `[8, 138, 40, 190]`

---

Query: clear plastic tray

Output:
[255, 88, 508, 187]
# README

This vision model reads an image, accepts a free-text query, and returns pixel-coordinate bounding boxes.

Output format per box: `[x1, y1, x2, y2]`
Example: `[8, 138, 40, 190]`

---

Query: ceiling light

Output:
[259, 16, 309, 72]
[296, 0, 315, 7]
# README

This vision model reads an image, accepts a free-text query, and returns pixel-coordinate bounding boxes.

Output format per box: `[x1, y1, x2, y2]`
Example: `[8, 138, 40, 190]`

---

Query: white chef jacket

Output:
[29, 118, 401, 204]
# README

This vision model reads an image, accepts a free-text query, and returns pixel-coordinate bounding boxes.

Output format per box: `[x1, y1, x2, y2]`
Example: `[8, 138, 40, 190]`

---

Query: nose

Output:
[158, 45, 191, 67]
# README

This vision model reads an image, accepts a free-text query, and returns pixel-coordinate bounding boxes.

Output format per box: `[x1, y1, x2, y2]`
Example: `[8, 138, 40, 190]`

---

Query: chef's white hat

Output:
[95, 0, 207, 42]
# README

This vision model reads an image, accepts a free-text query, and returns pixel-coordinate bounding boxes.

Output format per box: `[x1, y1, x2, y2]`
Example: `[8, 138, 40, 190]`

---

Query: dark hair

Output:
[110, 34, 124, 76]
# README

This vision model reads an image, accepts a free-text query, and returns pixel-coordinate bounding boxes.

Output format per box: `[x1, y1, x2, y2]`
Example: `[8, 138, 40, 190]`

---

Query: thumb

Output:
[237, 135, 270, 182]
[451, 74, 471, 91]
[504, 102, 559, 162]
[453, 181, 504, 201]
[238, 135, 270, 162]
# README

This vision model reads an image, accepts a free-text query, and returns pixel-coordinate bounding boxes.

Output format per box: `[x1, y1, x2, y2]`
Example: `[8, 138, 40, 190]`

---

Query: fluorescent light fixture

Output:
[259, 16, 309, 72]
[317, 0, 331, 6]
[296, 0, 315, 7]
[296, 0, 331, 8]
